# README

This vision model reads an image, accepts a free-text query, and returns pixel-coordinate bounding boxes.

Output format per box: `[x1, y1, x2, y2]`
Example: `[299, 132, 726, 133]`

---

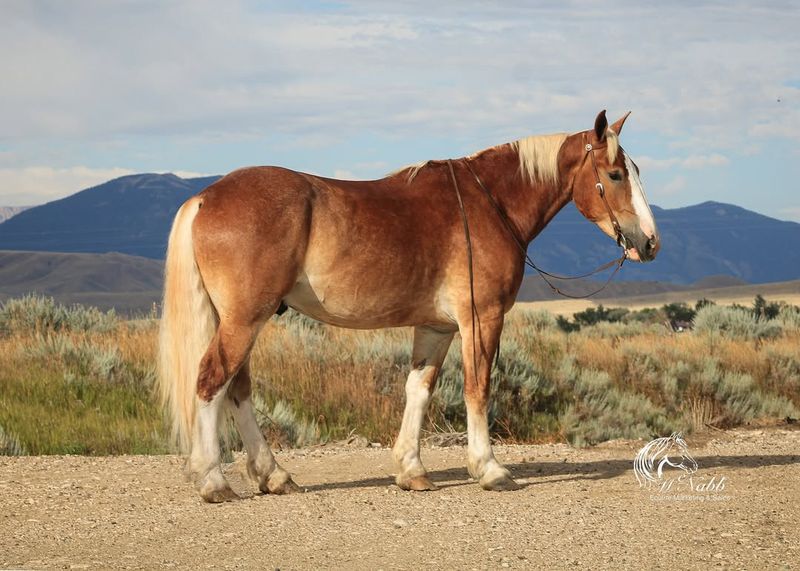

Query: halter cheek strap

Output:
[581, 132, 630, 250]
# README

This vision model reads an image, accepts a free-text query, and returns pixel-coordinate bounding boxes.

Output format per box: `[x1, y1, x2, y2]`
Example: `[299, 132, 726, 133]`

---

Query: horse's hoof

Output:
[200, 485, 240, 503]
[268, 478, 301, 495]
[262, 470, 301, 495]
[397, 474, 438, 491]
[479, 472, 520, 492]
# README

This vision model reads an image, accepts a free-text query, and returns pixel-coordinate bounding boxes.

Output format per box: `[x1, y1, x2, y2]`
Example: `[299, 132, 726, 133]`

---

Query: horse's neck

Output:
[468, 145, 572, 244]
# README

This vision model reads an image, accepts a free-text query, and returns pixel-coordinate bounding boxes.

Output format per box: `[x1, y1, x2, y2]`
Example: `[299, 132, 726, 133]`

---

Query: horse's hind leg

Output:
[393, 325, 454, 491]
[227, 361, 300, 495]
[187, 320, 262, 503]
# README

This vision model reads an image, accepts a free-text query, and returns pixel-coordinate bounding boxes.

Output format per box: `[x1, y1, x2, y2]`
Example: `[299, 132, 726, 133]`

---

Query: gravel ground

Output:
[1, 427, 798, 570]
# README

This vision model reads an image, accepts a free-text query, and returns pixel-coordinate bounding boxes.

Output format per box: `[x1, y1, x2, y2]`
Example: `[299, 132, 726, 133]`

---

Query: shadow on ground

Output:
[302, 453, 800, 492]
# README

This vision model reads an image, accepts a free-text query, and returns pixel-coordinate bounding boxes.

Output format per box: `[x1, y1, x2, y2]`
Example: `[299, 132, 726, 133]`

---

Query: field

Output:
[517, 278, 800, 316]
[1, 293, 798, 456]
[1, 294, 799, 568]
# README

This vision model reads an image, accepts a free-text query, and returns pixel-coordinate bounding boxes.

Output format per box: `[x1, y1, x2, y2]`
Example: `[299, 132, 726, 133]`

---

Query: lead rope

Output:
[447, 160, 483, 378]
[462, 147, 627, 300]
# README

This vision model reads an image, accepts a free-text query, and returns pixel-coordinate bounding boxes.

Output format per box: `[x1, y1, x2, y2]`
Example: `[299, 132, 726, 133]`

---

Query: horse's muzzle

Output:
[643, 234, 660, 261]
[625, 230, 660, 262]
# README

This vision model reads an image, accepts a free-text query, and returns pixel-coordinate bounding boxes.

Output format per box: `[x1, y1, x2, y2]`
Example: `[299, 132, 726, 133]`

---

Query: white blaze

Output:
[624, 153, 657, 238]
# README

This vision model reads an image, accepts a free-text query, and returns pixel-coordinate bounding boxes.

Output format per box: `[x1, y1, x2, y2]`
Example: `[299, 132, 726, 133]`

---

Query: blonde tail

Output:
[157, 197, 217, 453]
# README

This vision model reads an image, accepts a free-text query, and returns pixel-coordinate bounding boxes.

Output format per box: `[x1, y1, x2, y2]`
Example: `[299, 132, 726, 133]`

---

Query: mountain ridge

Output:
[1, 172, 797, 284]
[3, 249, 796, 314]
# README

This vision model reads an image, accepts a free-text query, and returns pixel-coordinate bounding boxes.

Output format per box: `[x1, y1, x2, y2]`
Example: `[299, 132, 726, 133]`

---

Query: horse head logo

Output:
[634, 432, 698, 488]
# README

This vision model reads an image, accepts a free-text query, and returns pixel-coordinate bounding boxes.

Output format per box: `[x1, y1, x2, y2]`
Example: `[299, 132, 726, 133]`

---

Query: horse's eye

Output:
[608, 170, 623, 181]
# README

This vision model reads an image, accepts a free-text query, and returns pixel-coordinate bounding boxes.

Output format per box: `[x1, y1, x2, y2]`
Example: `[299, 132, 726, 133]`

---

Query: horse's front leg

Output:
[460, 312, 520, 491]
[392, 325, 455, 491]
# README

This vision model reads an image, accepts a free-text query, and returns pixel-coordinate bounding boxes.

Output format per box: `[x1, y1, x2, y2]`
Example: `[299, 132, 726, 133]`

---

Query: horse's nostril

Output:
[645, 235, 658, 257]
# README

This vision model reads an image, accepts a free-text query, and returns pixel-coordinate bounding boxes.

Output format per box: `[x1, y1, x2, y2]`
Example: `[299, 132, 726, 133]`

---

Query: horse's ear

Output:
[594, 110, 608, 142]
[610, 111, 632, 135]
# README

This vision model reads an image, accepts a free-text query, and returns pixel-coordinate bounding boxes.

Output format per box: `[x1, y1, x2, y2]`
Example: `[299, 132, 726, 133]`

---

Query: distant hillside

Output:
[0, 250, 163, 314]
[0, 206, 30, 223]
[516, 273, 747, 302]
[2, 250, 796, 315]
[528, 202, 800, 284]
[0, 173, 220, 259]
[1, 172, 798, 284]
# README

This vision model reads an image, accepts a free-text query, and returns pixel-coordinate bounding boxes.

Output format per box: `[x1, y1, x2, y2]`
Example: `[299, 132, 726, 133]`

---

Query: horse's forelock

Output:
[606, 129, 620, 163]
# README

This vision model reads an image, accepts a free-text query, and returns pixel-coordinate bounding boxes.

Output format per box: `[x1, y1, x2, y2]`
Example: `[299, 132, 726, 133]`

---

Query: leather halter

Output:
[581, 131, 630, 250]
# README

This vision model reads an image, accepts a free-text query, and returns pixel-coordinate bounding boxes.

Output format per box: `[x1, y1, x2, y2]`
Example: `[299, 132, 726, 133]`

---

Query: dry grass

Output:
[1, 296, 798, 455]
[516, 281, 800, 317]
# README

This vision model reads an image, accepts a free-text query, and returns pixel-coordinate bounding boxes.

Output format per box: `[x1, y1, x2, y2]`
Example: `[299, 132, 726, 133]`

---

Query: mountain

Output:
[0, 250, 163, 313]
[1, 172, 798, 284]
[0, 173, 220, 259]
[528, 202, 800, 284]
[0, 206, 30, 223]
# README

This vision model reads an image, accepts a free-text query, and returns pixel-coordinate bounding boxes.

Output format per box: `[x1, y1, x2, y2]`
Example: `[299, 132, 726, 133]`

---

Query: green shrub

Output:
[573, 305, 629, 326]
[0, 294, 117, 335]
[662, 302, 695, 322]
[556, 315, 580, 333]
[251, 394, 321, 448]
[583, 321, 665, 339]
[752, 295, 782, 320]
[624, 307, 662, 324]
[23, 334, 134, 384]
[514, 308, 557, 332]
[694, 305, 782, 340]
[777, 305, 800, 331]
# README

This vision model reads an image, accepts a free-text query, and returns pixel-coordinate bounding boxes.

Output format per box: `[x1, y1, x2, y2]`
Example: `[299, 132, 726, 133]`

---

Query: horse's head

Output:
[570, 110, 660, 262]
[669, 431, 699, 474]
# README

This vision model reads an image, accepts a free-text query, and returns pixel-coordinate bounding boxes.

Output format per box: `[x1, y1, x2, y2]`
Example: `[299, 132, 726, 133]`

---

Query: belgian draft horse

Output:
[158, 110, 660, 502]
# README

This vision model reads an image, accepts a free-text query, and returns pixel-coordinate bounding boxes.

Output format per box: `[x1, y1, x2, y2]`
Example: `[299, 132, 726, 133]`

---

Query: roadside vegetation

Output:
[1, 294, 798, 455]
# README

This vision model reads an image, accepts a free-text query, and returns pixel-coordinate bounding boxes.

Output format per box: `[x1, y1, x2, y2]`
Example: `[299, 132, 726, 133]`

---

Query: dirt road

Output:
[1, 428, 798, 570]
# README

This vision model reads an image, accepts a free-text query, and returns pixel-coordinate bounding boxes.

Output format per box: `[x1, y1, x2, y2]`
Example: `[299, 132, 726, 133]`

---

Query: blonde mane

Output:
[390, 160, 428, 182]
[392, 129, 620, 185]
[512, 133, 569, 185]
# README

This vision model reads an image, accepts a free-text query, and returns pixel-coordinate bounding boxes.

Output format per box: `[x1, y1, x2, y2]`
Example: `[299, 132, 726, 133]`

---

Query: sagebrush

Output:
[1, 295, 797, 455]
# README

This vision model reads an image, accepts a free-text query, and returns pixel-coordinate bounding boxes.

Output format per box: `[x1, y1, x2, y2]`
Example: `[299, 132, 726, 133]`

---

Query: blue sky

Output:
[1, 1, 799, 221]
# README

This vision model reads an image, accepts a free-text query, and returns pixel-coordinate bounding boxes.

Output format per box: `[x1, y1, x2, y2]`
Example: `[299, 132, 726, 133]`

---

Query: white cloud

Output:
[659, 176, 688, 197]
[637, 154, 729, 171]
[636, 157, 680, 171]
[0, 166, 209, 206]
[0, 1, 798, 218]
[0, 166, 136, 205]
[1, 1, 798, 148]
[777, 206, 800, 222]
[681, 154, 729, 169]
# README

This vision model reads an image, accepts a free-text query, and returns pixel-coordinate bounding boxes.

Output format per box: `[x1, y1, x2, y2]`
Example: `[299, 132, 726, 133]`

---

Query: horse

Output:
[158, 110, 660, 502]
[634, 432, 699, 488]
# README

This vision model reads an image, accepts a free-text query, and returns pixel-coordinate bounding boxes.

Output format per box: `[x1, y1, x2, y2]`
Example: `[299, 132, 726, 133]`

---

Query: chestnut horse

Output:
[158, 110, 659, 502]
